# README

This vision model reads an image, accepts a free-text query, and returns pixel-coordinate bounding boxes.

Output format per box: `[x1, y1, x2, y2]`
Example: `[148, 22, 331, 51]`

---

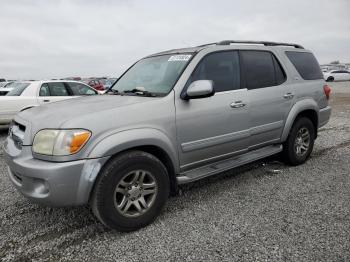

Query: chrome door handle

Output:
[230, 101, 246, 108]
[283, 93, 294, 99]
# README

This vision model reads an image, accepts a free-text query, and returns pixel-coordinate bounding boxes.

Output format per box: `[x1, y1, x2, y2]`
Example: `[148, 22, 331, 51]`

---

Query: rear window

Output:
[6, 83, 30, 96]
[285, 51, 323, 80]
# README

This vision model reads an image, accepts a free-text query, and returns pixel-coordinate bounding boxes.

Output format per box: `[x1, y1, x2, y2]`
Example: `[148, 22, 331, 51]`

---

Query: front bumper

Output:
[3, 136, 109, 207]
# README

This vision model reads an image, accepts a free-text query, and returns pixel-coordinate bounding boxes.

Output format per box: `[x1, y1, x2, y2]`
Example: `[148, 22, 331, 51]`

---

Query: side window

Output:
[39, 83, 50, 96]
[67, 82, 97, 95]
[188, 51, 240, 92]
[240, 51, 278, 89]
[285, 51, 323, 80]
[48, 82, 70, 96]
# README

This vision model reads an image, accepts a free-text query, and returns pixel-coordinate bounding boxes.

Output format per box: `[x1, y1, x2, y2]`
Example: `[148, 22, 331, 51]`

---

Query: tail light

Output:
[323, 84, 331, 100]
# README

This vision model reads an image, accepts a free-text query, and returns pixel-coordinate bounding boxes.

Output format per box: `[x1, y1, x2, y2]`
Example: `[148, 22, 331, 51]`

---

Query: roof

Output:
[147, 40, 305, 58]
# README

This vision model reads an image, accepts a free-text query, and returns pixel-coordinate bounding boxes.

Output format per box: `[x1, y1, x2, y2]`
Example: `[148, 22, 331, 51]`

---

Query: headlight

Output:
[33, 129, 91, 156]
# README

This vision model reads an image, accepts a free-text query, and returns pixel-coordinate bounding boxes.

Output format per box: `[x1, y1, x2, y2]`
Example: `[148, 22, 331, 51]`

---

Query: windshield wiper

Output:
[108, 89, 121, 95]
[122, 88, 158, 97]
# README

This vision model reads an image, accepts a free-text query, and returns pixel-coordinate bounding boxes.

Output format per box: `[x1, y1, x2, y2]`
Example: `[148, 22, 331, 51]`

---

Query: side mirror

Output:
[182, 80, 215, 100]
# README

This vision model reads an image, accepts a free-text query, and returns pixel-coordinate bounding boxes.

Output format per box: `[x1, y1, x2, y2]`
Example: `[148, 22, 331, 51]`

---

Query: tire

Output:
[326, 76, 334, 82]
[91, 150, 170, 232]
[283, 117, 315, 166]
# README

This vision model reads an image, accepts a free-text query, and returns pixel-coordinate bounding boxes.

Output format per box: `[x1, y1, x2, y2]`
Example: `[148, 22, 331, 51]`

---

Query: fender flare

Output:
[281, 99, 319, 142]
[87, 128, 179, 173]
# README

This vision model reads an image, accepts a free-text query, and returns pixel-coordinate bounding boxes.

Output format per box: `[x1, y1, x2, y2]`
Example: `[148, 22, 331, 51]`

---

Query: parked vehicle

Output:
[85, 79, 105, 91]
[4, 40, 331, 232]
[324, 70, 350, 82]
[0, 81, 15, 96]
[99, 79, 114, 90]
[0, 80, 98, 126]
[0, 82, 9, 88]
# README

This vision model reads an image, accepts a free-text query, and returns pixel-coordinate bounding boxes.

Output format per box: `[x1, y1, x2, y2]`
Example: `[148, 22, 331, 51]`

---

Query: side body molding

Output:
[87, 128, 180, 173]
[281, 98, 319, 142]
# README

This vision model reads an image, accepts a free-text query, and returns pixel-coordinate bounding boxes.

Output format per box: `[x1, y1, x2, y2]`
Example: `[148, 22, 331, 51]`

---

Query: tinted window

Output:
[39, 84, 50, 96]
[188, 51, 240, 92]
[48, 82, 69, 96]
[285, 51, 323, 80]
[67, 82, 97, 95]
[6, 83, 30, 96]
[241, 51, 279, 89]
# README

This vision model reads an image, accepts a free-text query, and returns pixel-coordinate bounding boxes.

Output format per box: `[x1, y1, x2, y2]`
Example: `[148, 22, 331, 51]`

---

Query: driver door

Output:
[175, 51, 250, 171]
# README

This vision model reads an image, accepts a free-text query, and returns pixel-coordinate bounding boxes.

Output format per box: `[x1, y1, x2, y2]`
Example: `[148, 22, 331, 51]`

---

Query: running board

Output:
[176, 144, 282, 184]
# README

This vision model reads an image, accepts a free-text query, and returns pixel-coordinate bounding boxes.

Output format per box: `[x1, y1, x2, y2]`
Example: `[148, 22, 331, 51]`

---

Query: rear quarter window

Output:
[285, 51, 323, 80]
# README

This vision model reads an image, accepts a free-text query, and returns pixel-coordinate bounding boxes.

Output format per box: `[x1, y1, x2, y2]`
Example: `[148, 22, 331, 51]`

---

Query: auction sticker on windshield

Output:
[168, 54, 192, 62]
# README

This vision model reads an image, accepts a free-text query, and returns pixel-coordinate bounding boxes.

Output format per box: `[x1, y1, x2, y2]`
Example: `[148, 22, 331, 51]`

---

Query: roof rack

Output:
[198, 40, 304, 49]
[217, 40, 304, 49]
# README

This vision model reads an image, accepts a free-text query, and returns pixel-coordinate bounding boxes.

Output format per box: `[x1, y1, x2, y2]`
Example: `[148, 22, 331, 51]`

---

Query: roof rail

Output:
[215, 40, 304, 49]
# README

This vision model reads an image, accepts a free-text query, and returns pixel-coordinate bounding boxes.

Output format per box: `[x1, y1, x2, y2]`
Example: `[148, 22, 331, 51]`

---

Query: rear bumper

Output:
[319, 106, 332, 128]
[3, 137, 109, 207]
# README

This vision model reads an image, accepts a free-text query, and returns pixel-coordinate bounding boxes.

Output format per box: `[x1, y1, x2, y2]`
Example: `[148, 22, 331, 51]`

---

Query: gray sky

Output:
[0, 0, 349, 80]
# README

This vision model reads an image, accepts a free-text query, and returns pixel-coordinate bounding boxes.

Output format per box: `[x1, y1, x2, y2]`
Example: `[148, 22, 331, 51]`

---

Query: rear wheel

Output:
[91, 150, 170, 232]
[283, 117, 315, 166]
[326, 76, 334, 82]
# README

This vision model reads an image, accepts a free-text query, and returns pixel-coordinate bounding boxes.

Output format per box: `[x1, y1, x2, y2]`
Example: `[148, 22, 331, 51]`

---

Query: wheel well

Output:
[101, 145, 178, 196]
[20, 106, 34, 112]
[295, 110, 318, 138]
[135, 145, 178, 196]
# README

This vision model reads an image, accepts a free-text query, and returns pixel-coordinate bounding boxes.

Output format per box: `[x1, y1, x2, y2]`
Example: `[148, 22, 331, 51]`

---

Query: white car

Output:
[0, 80, 99, 126]
[324, 70, 350, 82]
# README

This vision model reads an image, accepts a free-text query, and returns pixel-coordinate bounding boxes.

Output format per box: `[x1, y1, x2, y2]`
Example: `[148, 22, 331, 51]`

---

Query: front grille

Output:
[14, 121, 26, 132]
[13, 173, 23, 183]
[9, 122, 26, 150]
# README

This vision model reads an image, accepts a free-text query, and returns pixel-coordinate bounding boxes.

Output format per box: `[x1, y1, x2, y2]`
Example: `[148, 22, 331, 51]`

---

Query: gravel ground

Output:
[0, 82, 349, 262]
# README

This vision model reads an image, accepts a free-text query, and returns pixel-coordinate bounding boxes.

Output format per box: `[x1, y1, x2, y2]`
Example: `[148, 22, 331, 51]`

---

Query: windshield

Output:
[6, 82, 30, 96]
[112, 54, 192, 96]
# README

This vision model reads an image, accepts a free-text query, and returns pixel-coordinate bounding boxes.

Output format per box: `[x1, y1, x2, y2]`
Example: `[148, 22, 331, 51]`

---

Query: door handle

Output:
[230, 101, 246, 108]
[43, 99, 50, 102]
[283, 93, 294, 99]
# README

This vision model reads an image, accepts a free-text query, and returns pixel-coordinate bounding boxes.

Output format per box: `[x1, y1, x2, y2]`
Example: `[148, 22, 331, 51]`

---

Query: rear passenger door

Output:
[175, 51, 250, 170]
[38, 82, 73, 104]
[240, 50, 293, 149]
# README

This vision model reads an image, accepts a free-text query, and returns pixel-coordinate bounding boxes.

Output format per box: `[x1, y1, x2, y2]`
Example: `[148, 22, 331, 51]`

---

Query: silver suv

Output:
[4, 40, 332, 231]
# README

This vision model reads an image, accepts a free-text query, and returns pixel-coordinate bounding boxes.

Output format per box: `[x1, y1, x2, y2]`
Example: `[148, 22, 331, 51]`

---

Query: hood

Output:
[17, 95, 156, 135]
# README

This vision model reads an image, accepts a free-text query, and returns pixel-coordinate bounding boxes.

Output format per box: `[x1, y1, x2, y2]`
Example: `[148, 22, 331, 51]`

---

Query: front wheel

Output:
[283, 117, 315, 166]
[91, 151, 170, 232]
